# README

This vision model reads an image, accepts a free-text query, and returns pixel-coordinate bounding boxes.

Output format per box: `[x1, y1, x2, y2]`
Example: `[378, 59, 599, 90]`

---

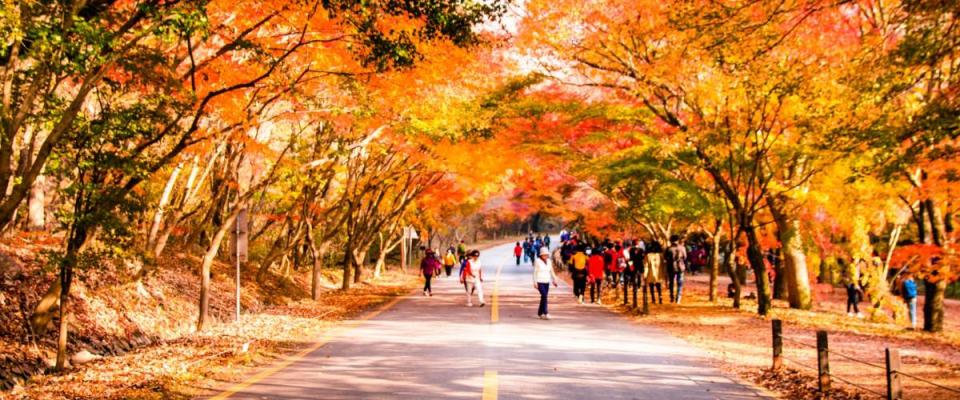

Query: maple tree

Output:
[4, 2, 960, 395]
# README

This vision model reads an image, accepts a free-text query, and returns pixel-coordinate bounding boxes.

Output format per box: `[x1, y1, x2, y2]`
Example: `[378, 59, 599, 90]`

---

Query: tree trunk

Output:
[55, 256, 74, 370]
[709, 236, 720, 302]
[945, 210, 954, 234]
[55, 225, 87, 371]
[353, 248, 367, 284]
[927, 199, 945, 246]
[197, 213, 238, 332]
[311, 240, 330, 301]
[725, 242, 741, 309]
[923, 278, 946, 333]
[773, 259, 787, 301]
[744, 225, 771, 315]
[26, 173, 44, 230]
[147, 164, 182, 249]
[151, 209, 181, 258]
[342, 241, 354, 290]
[770, 209, 813, 310]
[917, 201, 932, 244]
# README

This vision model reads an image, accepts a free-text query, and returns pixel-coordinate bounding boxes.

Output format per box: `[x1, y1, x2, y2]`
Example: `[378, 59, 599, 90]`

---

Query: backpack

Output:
[461, 259, 473, 279]
[663, 248, 675, 272]
[672, 246, 687, 273]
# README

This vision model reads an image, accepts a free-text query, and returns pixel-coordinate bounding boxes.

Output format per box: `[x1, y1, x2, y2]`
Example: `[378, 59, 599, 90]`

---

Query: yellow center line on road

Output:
[482, 369, 499, 400]
[491, 265, 502, 323]
[209, 293, 408, 400]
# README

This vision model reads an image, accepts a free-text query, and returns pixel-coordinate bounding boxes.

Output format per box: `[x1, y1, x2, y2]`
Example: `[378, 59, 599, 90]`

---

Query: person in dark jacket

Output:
[420, 250, 442, 296]
[666, 236, 688, 303]
[570, 246, 589, 304]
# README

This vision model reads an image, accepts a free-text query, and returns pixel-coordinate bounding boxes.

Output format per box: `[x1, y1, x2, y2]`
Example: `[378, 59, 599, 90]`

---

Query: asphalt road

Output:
[212, 240, 772, 400]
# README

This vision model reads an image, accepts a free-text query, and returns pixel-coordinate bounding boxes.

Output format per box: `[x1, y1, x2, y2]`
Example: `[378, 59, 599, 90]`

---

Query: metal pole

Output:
[235, 211, 240, 323]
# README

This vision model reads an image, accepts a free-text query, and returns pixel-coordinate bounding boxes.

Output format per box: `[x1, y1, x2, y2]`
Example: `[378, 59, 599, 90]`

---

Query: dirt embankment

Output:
[0, 233, 418, 399]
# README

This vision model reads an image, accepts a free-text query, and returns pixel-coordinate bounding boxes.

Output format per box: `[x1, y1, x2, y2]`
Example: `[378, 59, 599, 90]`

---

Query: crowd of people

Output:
[555, 230, 693, 307]
[417, 229, 921, 328]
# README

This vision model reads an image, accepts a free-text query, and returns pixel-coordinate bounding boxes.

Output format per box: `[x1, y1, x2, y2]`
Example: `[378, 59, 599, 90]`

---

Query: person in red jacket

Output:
[587, 248, 606, 304]
[420, 250, 442, 296]
[606, 245, 622, 289]
[514, 242, 523, 266]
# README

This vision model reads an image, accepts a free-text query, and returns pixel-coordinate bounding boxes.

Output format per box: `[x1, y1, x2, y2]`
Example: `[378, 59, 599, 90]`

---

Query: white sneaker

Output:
[857, 312, 864, 319]
[597, 300, 603, 305]
[544, 314, 552, 320]
[468, 302, 473, 307]
[578, 297, 583, 304]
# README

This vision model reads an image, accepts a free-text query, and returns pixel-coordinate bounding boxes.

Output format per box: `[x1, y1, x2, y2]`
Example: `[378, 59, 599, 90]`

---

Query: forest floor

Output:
[601, 272, 960, 399]
[0, 234, 521, 400]
[0, 231, 423, 400]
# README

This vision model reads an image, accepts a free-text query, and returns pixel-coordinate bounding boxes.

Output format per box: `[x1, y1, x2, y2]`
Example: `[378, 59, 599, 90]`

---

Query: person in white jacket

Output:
[533, 247, 560, 320]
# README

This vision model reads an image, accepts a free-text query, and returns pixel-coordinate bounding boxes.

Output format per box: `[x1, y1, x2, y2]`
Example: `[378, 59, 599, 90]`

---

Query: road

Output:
[211, 240, 772, 399]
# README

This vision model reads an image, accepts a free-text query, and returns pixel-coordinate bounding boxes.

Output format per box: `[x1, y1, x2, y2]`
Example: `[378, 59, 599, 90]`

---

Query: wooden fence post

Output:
[641, 275, 649, 315]
[772, 319, 783, 370]
[886, 348, 903, 400]
[817, 330, 831, 393]
[623, 276, 629, 305]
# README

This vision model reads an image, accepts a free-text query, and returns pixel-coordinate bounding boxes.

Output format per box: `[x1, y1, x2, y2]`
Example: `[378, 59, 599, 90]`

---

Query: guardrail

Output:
[770, 319, 960, 399]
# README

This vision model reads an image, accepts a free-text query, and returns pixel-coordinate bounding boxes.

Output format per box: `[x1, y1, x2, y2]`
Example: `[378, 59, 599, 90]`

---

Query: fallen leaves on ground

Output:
[599, 274, 960, 399]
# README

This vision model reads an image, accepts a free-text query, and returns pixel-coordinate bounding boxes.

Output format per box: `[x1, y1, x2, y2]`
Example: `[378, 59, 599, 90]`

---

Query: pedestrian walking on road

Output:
[420, 250, 441, 296]
[460, 250, 485, 307]
[533, 247, 560, 320]
[443, 249, 457, 277]
[644, 241, 665, 304]
[457, 240, 467, 263]
[666, 236, 687, 303]
[588, 248, 605, 304]
[571, 247, 589, 304]
[523, 240, 533, 264]
[845, 263, 864, 318]
[514, 242, 523, 266]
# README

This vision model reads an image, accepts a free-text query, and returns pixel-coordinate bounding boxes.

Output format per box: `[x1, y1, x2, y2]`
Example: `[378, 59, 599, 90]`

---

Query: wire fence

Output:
[773, 320, 960, 399]
[828, 372, 885, 398]
[896, 370, 960, 395]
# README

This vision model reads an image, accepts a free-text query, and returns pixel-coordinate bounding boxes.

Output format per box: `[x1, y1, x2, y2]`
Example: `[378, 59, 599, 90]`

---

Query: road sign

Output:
[404, 226, 419, 239]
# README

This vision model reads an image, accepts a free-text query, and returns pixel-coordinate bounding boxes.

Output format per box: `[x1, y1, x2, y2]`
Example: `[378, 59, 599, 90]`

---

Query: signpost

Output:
[403, 226, 418, 272]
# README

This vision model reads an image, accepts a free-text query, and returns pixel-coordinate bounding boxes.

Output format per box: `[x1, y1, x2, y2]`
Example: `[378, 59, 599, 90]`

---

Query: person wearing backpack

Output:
[460, 249, 485, 307]
[667, 236, 688, 303]
[901, 272, 918, 329]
